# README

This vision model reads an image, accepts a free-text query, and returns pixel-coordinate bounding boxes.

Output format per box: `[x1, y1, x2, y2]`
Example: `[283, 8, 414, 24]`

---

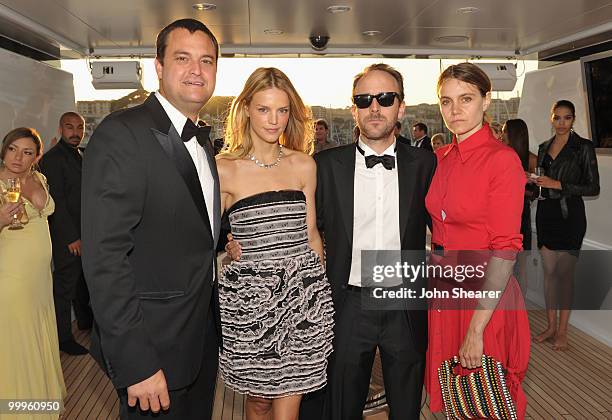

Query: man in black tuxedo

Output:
[81, 19, 221, 420]
[411, 122, 433, 151]
[40, 111, 93, 356]
[311, 64, 436, 419]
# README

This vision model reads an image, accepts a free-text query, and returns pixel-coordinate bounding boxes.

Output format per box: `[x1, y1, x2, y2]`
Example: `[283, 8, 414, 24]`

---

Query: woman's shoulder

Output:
[29, 171, 49, 190]
[538, 136, 554, 150]
[571, 132, 594, 147]
[215, 154, 242, 177]
[215, 153, 231, 163]
[283, 147, 315, 166]
[215, 152, 241, 165]
[487, 141, 523, 172]
[33, 170, 47, 182]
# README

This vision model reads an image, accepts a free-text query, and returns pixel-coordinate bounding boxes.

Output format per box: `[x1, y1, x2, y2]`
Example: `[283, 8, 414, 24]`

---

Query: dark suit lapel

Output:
[396, 142, 417, 243]
[332, 145, 356, 246]
[145, 95, 212, 238]
[200, 132, 220, 246]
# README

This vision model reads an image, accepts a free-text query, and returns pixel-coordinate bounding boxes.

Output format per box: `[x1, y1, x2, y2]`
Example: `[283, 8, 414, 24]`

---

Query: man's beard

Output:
[62, 136, 82, 147]
[359, 116, 394, 141]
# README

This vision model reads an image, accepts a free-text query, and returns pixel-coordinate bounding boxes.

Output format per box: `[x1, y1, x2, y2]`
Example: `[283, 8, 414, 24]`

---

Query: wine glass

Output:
[534, 167, 545, 200]
[5, 178, 24, 230]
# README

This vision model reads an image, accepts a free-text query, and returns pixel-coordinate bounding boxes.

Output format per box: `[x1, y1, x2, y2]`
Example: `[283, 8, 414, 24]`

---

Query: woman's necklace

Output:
[248, 144, 283, 169]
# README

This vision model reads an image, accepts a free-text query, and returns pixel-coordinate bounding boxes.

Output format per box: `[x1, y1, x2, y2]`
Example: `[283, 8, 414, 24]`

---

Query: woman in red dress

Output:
[425, 63, 531, 419]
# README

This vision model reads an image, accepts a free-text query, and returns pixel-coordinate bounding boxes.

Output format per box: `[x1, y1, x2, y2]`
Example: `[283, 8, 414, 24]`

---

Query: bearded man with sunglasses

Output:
[312, 63, 436, 419]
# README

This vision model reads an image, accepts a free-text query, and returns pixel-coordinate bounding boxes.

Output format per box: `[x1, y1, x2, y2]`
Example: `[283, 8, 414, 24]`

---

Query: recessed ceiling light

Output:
[362, 30, 381, 37]
[457, 6, 479, 14]
[327, 5, 351, 14]
[434, 35, 470, 43]
[263, 29, 284, 35]
[192, 3, 217, 11]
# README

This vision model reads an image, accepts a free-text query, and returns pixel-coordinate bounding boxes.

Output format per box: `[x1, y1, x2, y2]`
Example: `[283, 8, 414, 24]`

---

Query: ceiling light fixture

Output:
[362, 30, 381, 37]
[263, 29, 284, 35]
[326, 5, 351, 14]
[457, 7, 479, 14]
[434, 35, 470, 43]
[192, 3, 217, 11]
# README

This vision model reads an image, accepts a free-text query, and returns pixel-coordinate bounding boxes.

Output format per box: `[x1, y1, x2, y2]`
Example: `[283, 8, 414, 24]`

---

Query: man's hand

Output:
[224, 233, 242, 261]
[67, 239, 82, 256]
[127, 369, 170, 413]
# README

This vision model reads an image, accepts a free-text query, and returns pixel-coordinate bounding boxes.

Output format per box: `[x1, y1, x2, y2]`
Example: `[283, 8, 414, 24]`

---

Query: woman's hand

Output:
[0, 202, 23, 230]
[536, 175, 562, 190]
[525, 171, 538, 184]
[225, 233, 242, 261]
[458, 328, 484, 369]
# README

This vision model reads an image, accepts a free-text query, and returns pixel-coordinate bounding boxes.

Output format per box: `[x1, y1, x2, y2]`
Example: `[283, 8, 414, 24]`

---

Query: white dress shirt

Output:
[155, 92, 216, 234]
[348, 138, 401, 287]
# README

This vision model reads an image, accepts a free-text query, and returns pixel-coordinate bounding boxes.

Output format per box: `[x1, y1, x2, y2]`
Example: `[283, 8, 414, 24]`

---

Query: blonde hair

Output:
[222, 67, 314, 158]
[431, 133, 446, 145]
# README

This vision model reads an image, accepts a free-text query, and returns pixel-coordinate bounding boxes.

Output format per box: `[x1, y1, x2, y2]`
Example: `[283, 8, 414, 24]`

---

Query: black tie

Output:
[356, 143, 395, 170]
[181, 119, 211, 147]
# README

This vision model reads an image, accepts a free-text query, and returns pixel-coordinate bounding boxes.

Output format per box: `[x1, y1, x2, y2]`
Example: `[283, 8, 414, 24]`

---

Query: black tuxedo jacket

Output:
[314, 141, 436, 352]
[396, 134, 411, 146]
[416, 135, 433, 151]
[81, 94, 221, 390]
[40, 140, 82, 253]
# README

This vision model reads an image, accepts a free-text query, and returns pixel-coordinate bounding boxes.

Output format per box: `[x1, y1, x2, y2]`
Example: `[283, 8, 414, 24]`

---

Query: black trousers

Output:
[52, 252, 92, 343]
[118, 312, 219, 419]
[320, 288, 425, 420]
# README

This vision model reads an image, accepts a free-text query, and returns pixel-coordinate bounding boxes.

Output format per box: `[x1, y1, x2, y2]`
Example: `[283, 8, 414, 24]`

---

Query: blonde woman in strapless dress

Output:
[216, 68, 334, 420]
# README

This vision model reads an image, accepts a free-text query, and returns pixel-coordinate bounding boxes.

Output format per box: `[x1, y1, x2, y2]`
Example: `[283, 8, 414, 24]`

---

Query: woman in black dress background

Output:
[502, 118, 532, 293]
[534, 100, 600, 350]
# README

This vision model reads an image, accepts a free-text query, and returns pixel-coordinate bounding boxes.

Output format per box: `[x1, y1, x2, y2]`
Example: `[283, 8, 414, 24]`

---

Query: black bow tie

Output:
[356, 143, 395, 170]
[181, 119, 211, 147]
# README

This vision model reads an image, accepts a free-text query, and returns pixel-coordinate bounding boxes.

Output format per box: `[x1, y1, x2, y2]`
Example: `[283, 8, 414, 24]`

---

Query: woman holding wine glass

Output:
[0, 127, 66, 419]
[0, 185, 22, 229]
[534, 100, 600, 350]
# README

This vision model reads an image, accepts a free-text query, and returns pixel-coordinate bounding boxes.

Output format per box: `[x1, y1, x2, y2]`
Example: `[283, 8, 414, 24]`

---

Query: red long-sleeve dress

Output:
[425, 125, 531, 419]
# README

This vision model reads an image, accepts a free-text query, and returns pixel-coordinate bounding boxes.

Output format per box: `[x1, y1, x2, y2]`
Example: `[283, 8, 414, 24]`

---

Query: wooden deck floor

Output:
[60, 310, 612, 419]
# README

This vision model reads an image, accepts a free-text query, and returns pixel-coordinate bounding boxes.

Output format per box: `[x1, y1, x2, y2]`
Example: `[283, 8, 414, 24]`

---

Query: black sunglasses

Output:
[352, 92, 400, 109]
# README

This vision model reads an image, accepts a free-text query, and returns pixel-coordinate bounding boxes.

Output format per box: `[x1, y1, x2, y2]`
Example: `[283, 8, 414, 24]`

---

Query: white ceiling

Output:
[1, 0, 611, 58]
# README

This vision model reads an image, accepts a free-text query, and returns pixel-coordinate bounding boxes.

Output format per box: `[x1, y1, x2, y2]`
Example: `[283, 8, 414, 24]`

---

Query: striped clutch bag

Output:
[438, 355, 517, 420]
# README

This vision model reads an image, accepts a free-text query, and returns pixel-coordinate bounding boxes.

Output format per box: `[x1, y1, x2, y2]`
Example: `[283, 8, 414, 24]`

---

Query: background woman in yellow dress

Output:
[0, 127, 66, 419]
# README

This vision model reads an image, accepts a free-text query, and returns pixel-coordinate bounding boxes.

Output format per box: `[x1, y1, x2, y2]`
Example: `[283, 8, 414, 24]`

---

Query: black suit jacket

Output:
[81, 94, 221, 390]
[416, 135, 433, 151]
[314, 142, 436, 352]
[39, 140, 82, 254]
[396, 134, 411, 146]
